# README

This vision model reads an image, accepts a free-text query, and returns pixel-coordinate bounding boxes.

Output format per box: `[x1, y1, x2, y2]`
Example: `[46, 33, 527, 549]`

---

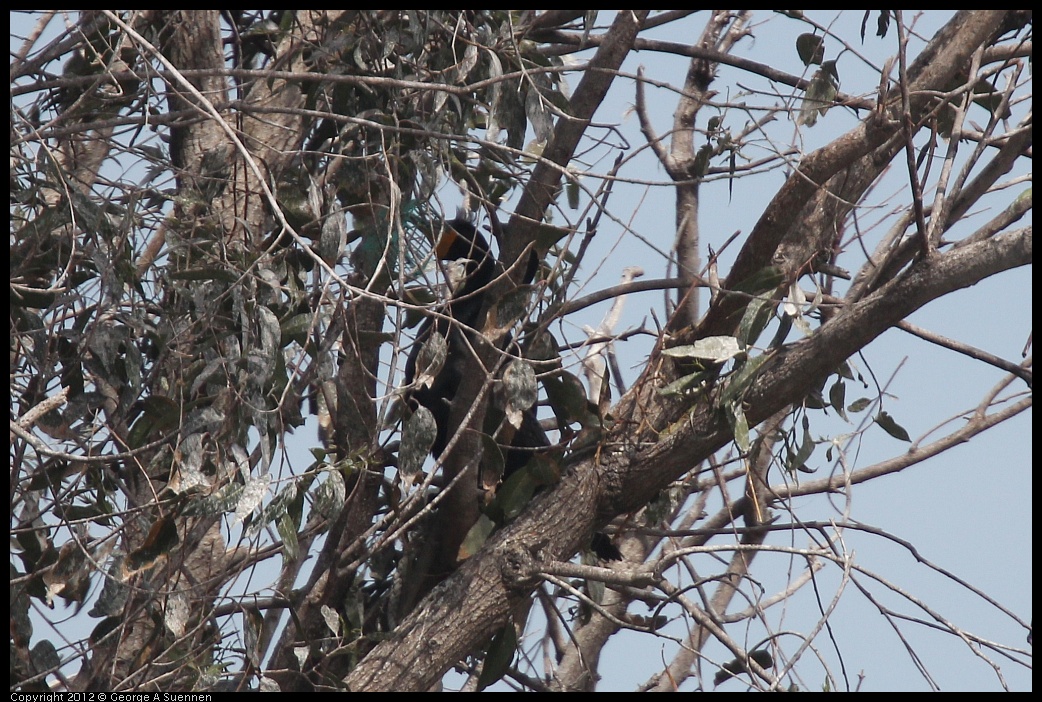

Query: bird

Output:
[402, 216, 621, 560]
[404, 217, 551, 473]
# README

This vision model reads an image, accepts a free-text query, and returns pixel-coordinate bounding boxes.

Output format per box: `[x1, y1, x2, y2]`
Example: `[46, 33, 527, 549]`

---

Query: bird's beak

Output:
[435, 225, 460, 259]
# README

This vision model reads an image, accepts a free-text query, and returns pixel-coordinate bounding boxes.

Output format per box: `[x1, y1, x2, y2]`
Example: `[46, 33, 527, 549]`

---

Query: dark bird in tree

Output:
[402, 216, 622, 564]
[404, 217, 545, 478]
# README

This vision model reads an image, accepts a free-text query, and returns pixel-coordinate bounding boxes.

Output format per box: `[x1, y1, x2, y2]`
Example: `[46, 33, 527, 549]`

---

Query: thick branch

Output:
[343, 223, 1028, 691]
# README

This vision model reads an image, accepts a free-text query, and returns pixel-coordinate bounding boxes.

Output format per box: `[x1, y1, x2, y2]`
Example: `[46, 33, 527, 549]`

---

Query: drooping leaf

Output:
[787, 424, 817, 473]
[234, 473, 271, 526]
[476, 624, 517, 691]
[829, 379, 847, 421]
[566, 178, 580, 210]
[399, 405, 437, 483]
[478, 432, 505, 492]
[729, 401, 750, 453]
[876, 411, 911, 441]
[796, 33, 825, 66]
[544, 369, 600, 428]
[737, 295, 778, 348]
[657, 368, 709, 397]
[411, 331, 447, 390]
[719, 354, 769, 409]
[501, 360, 538, 429]
[798, 62, 840, 127]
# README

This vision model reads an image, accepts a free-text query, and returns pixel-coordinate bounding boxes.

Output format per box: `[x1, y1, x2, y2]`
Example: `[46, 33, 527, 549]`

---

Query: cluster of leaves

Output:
[9, 9, 584, 690]
[10, 9, 1032, 693]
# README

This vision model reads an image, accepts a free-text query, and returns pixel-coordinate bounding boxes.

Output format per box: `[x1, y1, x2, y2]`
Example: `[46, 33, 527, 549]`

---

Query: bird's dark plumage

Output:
[402, 217, 620, 560]
[404, 218, 553, 474]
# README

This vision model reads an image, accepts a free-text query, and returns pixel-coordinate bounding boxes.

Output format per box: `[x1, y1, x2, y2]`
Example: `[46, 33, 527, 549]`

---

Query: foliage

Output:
[10, 10, 1032, 692]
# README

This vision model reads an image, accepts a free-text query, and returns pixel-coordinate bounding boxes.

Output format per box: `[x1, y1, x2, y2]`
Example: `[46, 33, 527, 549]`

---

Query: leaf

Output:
[313, 468, 346, 521]
[277, 514, 300, 562]
[766, 310, 793, 349]
[525, 87, 554, 144]
[829, 379, 847, 421]
[566, 178, 580, 210]
[719, 354, 769, 409]
[412, 331, 447, 390]
[399, 405, 436, 482]
[234, 473, 271, 526]
[321, 605, 341, 636]
[458, 514, 496, 560]
[543, 369, 600, 428]
[796, 33, 825, 66]
[662, 335, 743, 363]
[787, 424, 817, 473]
[501, 360, 538, 429]
[127, 395, 181, 449]
[798, 63, 840, 127]
[531, 222, 574, 251]
[730, 401, 750, 453]
[737, 295, 778, 347]
[657, 368, 709, 397]
[476, 624, 517, 691]
[876, 411, 911, 442]
[486, 472, 531, 525]
[477, 432, 505, 491]
[848, 397, 872, 413]
[485, 285, 533, 336]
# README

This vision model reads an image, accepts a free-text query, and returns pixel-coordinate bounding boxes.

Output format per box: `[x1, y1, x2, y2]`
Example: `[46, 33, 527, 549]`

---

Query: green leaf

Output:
[829, 379, 847, 421]
[719, 354, 769, 409]
[566, 178, 580, 210]
[662, 335, 743, 363]
[876, 411, 911, 441]
[411, 332, 447, 390]
[736, 295, 778, 347]
[127, 396, 181, 449]
[501, 360, 538, 429]
[399, 406, 437, 479]
[277, 514, 299, 562]
[486, 285, 533, 334]
[458, 514, 496, 560]
[280, 312, 313, 346]
[657, 369, 709, 397]
[478, 432, 505, 491]
[787, 424, 817, 473]
[476, 624, 517, 691]
[730, 401, 750, 453]
[544, 369, 600, 428]
[798, 63, 840, 127]
[796, 33, 825, 66]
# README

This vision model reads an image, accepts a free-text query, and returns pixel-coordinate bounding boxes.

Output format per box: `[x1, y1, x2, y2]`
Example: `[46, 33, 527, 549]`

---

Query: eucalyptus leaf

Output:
[876, 411, 911, 442]
[663, 335, 743, 363]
